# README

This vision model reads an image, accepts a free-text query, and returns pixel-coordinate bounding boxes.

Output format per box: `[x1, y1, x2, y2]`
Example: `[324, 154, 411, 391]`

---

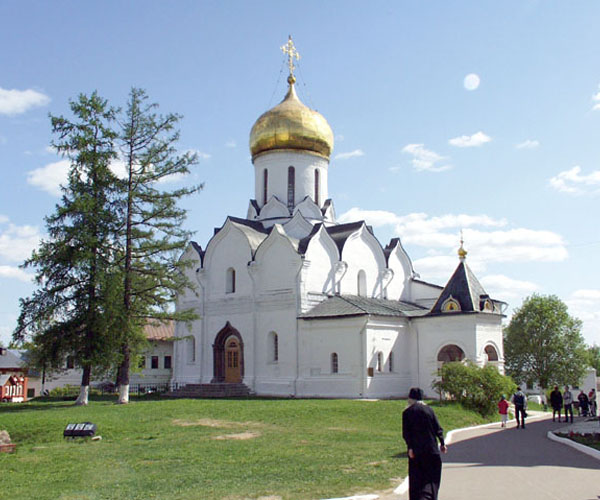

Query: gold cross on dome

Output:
[281, 36, 300, 78]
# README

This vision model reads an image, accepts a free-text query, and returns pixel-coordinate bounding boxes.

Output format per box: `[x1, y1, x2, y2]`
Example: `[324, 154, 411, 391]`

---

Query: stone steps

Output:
[164, 383, 253, 399]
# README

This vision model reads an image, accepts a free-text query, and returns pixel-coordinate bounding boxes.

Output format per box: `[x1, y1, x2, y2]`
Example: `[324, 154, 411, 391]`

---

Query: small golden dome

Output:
[249, 77, 334, 161]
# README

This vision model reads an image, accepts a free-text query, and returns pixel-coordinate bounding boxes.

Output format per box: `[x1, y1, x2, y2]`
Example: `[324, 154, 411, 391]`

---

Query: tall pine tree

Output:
[114, 88, 201, 403]
[14, 92, 122, 405]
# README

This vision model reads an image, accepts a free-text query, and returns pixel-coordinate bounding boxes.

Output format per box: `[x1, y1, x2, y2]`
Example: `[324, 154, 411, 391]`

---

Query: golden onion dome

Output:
[249, 76, 334, 161]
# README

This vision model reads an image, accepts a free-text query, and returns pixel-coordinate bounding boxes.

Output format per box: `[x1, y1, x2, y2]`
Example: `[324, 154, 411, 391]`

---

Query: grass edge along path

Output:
[0, 397, 493, 500]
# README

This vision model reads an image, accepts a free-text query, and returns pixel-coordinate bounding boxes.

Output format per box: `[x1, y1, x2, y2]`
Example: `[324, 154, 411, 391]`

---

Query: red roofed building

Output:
[0, 348, 29, 402]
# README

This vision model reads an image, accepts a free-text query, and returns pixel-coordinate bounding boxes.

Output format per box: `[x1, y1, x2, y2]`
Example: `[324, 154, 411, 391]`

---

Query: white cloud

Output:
[334, 149, 365, 160]
[463, 73, 480, 91]
[0, 87, 51, 115]
[516, 139, 540, 150]
[225, 140, 237, 148]
[448, 131, 491, 148]
[413, 254, 486, 281]
[565, 289, 600, 346]
[0, 265, 33, 283]
[26, 160, 70, 196]
[549, 166, 600, 195]
[185, 149, 211, 160]
[0, 220, 42, 263]
[338, 208, 567, 268]
[335, 134, 345, 142]
[401, 144, 452, 172]
[592, 85, 600, 111]
[480, 274, 539, 302]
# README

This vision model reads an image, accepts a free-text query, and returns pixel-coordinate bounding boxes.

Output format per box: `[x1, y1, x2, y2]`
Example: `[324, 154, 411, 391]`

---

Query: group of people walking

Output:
[550, 385, 597, 422]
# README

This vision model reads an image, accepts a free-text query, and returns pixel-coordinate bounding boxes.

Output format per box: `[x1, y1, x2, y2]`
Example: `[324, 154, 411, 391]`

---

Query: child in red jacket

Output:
[498, 395, 509, 428]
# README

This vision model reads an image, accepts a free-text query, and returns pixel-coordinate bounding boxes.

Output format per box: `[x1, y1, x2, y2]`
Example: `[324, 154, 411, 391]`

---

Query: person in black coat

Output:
[550, 386, 563, 422]
[402, 387, 448, 500]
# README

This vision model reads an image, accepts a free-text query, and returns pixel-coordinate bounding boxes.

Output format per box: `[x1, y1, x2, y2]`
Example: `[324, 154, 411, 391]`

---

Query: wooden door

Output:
[224, 337, 241, 383]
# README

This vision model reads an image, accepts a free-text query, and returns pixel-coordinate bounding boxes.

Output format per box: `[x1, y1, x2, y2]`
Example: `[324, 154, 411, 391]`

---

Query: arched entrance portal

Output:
[212, 322, 244, 383]
[225, 337, 241, 383]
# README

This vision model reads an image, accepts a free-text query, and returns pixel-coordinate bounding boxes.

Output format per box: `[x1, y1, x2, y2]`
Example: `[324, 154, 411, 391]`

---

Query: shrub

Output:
[433, 361, 517, 417]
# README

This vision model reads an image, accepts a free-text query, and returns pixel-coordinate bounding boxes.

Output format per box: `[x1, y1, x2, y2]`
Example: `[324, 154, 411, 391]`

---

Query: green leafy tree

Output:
[504, 294, 587, 391]
[113, 88, 201, 403]
[586, 344, 600, 373]
[13, 92, 122, 405]
[433, 361, 516, 416]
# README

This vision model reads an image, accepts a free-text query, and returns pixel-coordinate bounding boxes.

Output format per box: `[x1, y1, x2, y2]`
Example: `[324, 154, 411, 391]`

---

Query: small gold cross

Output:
[281, 35, 300, 78]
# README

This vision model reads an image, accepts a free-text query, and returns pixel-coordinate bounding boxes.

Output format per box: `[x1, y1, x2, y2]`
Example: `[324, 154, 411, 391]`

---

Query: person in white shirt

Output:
[563, 385, 573, 423]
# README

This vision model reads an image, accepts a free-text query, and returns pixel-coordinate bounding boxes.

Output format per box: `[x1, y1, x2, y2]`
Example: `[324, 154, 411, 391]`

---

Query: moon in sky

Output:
[464, 73, 480, 91]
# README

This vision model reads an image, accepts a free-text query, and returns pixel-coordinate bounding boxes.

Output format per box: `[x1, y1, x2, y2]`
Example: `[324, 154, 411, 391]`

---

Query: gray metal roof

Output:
[0, 349, 24, 369]
[300, 294, 429, 319]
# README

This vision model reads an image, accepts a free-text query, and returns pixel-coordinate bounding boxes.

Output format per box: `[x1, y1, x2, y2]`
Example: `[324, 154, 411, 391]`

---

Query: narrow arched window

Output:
[226, 267, 236, 294]
[377, 352, 383, 372]
[388, 352, 394, 372]
[314, 169, 320, 206]
[187, 336, 196, 363]
[270, 332, 279, 362]
[263, 169, 268, 205]
[331, 353, 339, 374]
[484, 345, 499, 362]
[287, 166, 295, 211]
[357, 270, 367, 297]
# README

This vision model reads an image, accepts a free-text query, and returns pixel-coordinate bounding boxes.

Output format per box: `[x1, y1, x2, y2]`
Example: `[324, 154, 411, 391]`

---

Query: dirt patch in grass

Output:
[172, 418, 264, 429]
[223, 496, 282, 500]
[212, 431, 261, 440]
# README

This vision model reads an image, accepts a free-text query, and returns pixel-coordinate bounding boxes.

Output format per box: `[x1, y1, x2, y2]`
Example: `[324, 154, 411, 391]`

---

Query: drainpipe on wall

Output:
[294, 257, 308, 397]
[359, 318, 368, 398]
[195, 268, 206, 384]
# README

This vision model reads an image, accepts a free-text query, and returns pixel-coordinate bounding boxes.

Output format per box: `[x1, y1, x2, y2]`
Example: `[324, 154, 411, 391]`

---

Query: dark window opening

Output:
[287, 166, 295, 211]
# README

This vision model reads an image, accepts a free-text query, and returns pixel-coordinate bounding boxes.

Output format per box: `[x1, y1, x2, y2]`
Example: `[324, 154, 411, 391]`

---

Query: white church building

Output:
[171, 40, 506, 399]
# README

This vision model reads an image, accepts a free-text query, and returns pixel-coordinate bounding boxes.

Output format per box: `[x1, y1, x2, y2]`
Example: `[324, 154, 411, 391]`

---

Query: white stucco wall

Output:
[413, 313, 504, 397]
[297, 316, 367, 397]
[363, 318, 415, 398]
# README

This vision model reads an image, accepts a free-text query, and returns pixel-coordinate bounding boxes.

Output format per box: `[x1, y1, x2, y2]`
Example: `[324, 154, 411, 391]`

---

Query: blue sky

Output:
[1, 1, 600, 346]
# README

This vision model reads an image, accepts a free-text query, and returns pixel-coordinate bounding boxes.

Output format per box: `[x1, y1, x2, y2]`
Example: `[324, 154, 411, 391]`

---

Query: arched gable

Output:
[303, 225, 340, 294]
[177, 242, 203, 305]
[294, 196, 324, 221]
[283, 211, 314, 240]
[253, 225, 303, 291]
[203, 218, 266, 298]
[321, 199, 336, 223]
[385, 238, 415, 301]
[339, 224, 387, 298]
[260, 195, 289, 219]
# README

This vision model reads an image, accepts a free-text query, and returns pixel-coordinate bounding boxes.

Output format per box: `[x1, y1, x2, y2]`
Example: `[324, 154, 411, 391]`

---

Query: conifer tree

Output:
[114, 88, 201, 403]
[14, 92, 122, 405]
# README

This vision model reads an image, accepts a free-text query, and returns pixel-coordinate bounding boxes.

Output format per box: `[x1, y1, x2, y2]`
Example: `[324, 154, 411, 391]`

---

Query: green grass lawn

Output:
[0, 397, 491, 500]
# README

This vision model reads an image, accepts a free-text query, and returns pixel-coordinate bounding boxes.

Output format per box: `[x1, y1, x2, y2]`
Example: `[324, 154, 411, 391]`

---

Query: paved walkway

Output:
[427, 413, 600, 500]
[327, 413, 600, 500]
